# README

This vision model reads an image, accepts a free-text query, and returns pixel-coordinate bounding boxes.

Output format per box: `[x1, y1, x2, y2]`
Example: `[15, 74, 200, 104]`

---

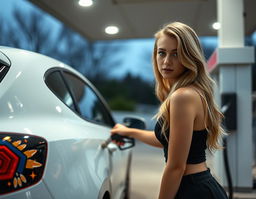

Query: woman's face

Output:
[156, 34, 186, 83]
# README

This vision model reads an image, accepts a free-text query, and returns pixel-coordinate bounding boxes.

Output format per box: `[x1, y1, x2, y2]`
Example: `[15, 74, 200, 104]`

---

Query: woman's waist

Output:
[183, 162, 208, 176]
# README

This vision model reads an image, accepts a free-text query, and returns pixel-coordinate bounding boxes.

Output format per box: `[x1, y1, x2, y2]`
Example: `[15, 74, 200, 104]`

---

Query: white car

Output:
[0, 47, 145, 199]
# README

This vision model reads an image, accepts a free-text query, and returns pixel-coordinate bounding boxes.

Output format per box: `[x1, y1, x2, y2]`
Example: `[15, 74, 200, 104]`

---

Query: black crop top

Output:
[154, 120, 207, 164]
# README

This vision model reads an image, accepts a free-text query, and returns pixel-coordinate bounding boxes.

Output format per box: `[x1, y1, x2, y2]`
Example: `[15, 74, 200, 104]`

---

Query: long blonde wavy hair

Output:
[153, 22, 225, 152]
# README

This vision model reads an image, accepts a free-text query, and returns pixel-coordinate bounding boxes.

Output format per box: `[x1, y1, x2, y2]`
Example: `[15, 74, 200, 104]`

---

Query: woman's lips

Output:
[162, 68, 174, 72]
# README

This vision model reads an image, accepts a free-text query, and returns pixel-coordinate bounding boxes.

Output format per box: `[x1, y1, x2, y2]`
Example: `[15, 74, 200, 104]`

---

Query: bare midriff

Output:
[183, 162, 208, 176]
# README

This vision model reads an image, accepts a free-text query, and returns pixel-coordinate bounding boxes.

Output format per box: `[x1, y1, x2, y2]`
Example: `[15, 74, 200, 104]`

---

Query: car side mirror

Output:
[123, 116, 146, 130]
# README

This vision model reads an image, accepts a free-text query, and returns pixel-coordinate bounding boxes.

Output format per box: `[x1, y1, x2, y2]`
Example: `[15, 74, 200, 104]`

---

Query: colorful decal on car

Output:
[0, 133, 47, 195]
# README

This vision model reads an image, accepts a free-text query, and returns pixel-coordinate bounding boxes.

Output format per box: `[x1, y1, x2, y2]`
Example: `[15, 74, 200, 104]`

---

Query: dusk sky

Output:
[1, 0, 158, 81]
[4, 0, 256, 82]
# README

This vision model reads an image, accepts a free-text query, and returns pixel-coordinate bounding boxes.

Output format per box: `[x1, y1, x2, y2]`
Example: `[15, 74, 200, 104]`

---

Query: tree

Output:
[85, 41, 123, 81]
[0, 6, 123, 82]
[1, 4, 161, 110]
[56, 27, 124, 83]
[11, 7, 54, 54]
[55, 24, 88, 73]
[0, 19, 6, 45]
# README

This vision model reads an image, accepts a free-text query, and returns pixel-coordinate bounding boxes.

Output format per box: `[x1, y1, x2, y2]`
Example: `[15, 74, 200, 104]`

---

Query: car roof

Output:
[0, 46, 85, 81]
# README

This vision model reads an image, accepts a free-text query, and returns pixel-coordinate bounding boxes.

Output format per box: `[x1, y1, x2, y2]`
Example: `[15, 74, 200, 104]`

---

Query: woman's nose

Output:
[164, 55, 171, 64]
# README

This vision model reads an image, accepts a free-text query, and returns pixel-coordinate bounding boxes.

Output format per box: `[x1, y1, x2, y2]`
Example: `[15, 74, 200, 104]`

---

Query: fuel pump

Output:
[221, 92, 237, 199]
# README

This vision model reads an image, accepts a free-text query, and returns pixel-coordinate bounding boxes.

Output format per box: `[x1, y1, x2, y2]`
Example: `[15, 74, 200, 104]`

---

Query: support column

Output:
[214, 0, 254, 191]
[218, 0, 244, 47]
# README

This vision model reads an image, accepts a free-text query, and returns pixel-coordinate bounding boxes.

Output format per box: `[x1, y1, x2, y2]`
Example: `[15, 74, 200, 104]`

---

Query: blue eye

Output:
[158, 51, 166, 56]
[172, 52, 178, 57]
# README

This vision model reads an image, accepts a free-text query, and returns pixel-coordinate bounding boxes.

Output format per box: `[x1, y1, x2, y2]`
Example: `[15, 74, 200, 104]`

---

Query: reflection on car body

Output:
[0, 47, 144, 199]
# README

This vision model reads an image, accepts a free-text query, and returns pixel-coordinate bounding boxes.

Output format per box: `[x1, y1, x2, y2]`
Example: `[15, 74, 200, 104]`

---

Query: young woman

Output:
[111, 22, 228, 199]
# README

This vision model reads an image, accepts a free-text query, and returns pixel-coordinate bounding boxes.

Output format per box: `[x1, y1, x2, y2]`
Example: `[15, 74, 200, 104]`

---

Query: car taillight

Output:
[0, 133, 47, 195]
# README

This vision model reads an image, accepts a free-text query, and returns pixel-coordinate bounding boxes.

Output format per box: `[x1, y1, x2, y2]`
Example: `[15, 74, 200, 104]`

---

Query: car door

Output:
[61, 70, 128, 199]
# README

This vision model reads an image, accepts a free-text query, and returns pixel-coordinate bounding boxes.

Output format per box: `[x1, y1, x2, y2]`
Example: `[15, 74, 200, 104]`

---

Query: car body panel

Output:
[0, 181, 53, 199]
[0, 47, 131, 199]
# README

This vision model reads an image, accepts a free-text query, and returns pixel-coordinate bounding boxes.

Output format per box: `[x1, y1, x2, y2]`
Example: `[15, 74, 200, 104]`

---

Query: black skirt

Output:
[175, 169, 228, 199]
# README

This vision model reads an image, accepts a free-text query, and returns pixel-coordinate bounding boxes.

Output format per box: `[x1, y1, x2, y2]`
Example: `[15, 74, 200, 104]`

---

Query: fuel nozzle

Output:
[101, 134, 135, 150]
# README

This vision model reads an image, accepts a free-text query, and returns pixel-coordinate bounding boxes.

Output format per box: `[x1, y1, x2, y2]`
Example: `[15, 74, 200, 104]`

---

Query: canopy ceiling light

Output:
[78, 0, 93, 7]
[212, 22, 221, 30]
[105, 26, 119, 35]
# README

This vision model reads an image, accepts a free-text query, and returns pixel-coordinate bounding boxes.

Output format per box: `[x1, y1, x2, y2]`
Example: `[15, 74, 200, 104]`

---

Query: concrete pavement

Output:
[130, 141, 164, 199]
[130, 141, 256, 199]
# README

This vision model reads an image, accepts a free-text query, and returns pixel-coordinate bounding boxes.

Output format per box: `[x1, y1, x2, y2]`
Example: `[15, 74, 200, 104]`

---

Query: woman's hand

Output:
[110, 123, 132, 146]
[111, 123, 131, 137]
[111, 124, 162, 148]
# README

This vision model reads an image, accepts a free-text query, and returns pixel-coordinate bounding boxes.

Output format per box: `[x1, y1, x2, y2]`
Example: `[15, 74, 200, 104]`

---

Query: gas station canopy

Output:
[29, 0, 255, 41]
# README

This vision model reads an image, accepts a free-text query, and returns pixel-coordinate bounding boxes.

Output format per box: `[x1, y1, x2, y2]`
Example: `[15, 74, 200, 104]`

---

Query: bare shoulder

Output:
[170, 87, 199, 105]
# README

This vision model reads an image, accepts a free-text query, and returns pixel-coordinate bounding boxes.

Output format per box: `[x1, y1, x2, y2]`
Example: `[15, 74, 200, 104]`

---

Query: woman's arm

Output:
[158, 89, 197, 199]
[111, 124, 163, 148]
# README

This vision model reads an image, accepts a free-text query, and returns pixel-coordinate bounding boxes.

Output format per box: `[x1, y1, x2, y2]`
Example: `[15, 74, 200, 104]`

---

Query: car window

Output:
[63, 72, 114, 127]
[0, 64, 9, 83]
[45, 71, 76, 112]
[0, 51, 11, 83]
